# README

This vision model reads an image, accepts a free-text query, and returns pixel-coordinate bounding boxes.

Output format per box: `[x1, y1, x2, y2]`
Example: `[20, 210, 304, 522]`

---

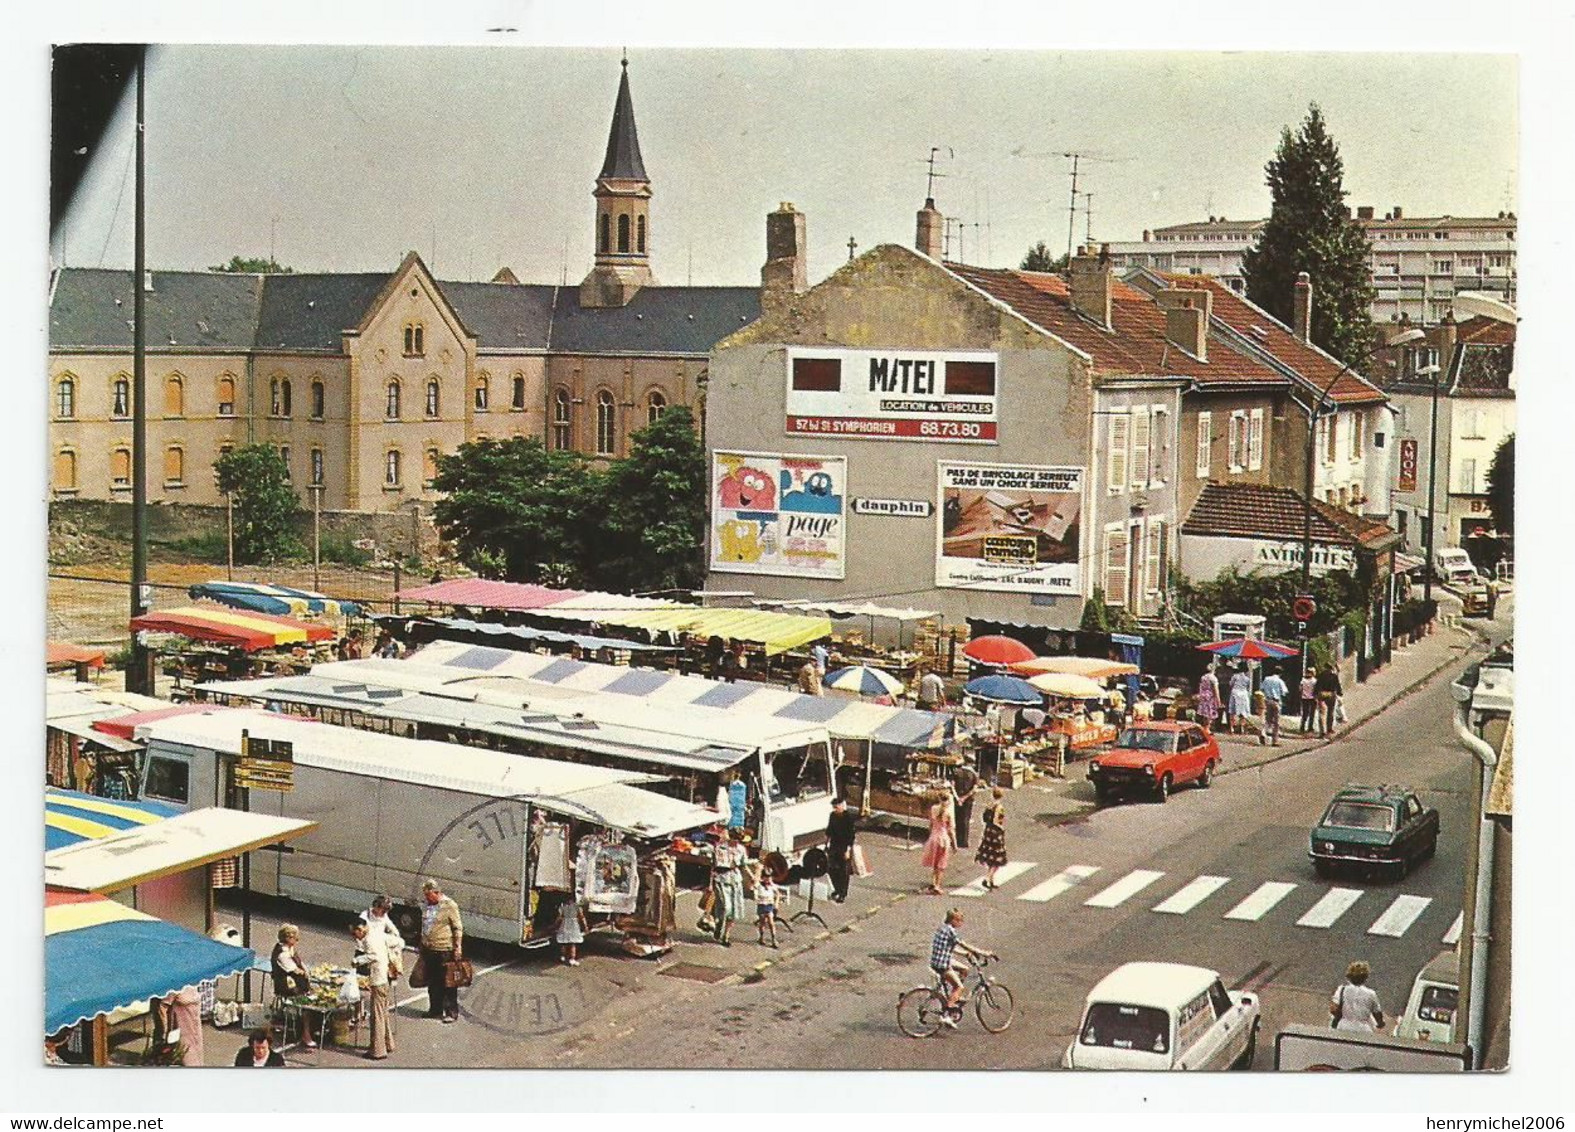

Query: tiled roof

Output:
[1181, 481, 1396, 548]
[1456, 316, 1515, 346]
[944, 264, 1289, 387]
[1145, 272, 1387, 406]
[50, 269, 263, 352]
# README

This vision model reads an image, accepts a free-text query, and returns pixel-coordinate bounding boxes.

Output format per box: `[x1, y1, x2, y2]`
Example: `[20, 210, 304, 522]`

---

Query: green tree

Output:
[1021, 242, 1068, 273]
[214, 445, 303, 563]
[590, 406, 707, 593]
[1486, 434, 1514, 536]
[1173, 565, 1367, 640]
[430, 438, 602, 584]
[209, 256, 294, 274]
[1241, 104, 1377, 367]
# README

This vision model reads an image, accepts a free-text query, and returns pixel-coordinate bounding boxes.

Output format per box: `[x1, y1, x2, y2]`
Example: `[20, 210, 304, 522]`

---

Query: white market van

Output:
[1434, 548, 1478, 586]
[1394, 950, 1460, 1045]
[1063, 962, 1260, 1071]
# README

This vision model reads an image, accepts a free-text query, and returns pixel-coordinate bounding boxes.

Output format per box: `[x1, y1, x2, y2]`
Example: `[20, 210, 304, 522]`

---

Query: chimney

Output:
[1155, 287, 1211, 361]
[1436, 312, 1458, 378]
[1293, 271, 1313, 343]
[1392, 205, 1403, 219]
[1068, 244, 1113, 329]
[761, 202, 808, 316]
[1142, 229, 1152, 242]
[916, 197, 944, 260]
[1357, 205, 1375, 221]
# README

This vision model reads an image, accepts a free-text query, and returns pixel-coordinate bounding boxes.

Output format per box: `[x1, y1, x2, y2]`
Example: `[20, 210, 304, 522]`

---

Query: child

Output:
[554, 897, 587, 967]
[753, 863, 780, 948]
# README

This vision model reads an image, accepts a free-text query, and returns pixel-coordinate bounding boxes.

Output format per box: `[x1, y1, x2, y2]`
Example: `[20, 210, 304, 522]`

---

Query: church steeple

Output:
[581, 54, 654, 308]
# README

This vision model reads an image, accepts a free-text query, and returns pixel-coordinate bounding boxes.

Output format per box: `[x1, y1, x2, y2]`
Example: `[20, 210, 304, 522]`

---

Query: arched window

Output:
[636, 214, 646, 254]
[270, 378, 283, 417]
[511, 375, 526, 410]
[112, 377, 130, 418]
[163, 446, 184, 485]
[404, 323, 425, 357]
[217, 375, 236, 416]
[647, 389, 667, 425]
[596, 390, 616, 455]
[310, 448, 324, 486]
[54, 450, 77, 492]
[310, 380, 325, 420]
[279, 379, 292, 418]
[552, 388, 572, 451]
[386, 381, 402, 420]
[617, 214, 631, 254]
[56, 378, 75, 419]
[423, 447, 440, 485]
[385, 449, 402, 486]
[599, 213, 611, 254]
[278, 446, 291, 482]
[425, 379, 440, 418]
[111, 448, 131, 488]
[163, 375, 184, 417]
[474, 375, 489, 412]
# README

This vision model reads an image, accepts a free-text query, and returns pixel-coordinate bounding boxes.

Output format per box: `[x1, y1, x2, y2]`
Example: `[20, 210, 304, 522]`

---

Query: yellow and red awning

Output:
[131, 604, 335, 652]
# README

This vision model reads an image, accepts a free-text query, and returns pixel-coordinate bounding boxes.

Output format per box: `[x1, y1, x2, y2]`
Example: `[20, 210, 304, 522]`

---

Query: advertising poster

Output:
[1397, 438, 1419, 492]
[785, 348, 999, 442]
[710, 451, 846, 579]
[936, 462, 1084, 593]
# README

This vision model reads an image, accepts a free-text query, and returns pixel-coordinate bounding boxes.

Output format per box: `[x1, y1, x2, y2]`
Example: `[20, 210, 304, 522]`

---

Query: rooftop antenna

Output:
[560, 237, 569, 286]
[1084, 192, 1094, 244]
[925, 146, 953, 202]
[1061, 151, 1126, 259]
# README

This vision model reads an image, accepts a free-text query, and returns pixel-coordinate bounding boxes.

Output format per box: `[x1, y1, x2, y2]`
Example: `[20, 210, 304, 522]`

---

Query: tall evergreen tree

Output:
[1020, 242, 1067, 273]
[1242, 104, 1377, 367]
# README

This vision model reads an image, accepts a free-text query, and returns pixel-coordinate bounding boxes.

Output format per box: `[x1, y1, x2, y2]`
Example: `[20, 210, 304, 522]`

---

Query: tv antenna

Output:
[1062, 151, 1126, 259]
[925, 146, 954, 202]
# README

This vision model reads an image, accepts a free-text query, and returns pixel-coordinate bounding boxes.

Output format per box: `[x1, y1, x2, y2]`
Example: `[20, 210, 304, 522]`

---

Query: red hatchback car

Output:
[1087, 722, 1221, 804]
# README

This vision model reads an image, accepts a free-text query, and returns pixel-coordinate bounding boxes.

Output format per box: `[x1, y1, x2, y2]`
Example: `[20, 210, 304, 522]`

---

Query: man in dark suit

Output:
[825, 797, 858, 903]
[951, 763, 979, 850]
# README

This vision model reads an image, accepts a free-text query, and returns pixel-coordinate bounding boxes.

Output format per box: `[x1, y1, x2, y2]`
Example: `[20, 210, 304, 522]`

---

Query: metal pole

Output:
[1423, 366, 1441, 609]
[128, 53, 150, 695]
[226, 493, 234, 581]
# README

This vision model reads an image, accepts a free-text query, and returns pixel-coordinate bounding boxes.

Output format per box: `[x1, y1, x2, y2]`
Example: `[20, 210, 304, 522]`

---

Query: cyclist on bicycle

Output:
[929, 908, 995, 1028]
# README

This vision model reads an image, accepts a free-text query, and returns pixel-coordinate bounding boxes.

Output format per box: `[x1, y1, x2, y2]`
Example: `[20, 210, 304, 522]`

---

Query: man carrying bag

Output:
[418, 879, 465, 1024]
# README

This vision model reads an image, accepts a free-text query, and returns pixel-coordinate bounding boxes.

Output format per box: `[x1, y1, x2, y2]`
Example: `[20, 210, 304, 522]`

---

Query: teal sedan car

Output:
[1308, 784, 1439, 882]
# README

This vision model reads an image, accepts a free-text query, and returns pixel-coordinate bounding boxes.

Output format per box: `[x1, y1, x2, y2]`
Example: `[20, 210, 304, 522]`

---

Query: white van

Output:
[1394, 950, 1460, 1045]
[1063, 962, 1260, 1071]
[1434, 548, 1478, 587]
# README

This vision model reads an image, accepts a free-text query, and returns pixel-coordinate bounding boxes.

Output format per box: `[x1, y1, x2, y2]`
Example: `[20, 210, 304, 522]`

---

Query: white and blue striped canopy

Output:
[189, 580, 362, 619]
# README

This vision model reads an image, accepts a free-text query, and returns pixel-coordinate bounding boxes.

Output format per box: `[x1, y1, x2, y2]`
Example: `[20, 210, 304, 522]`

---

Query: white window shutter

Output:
[1104, 526, 1128, 607]
[1196, 412, 1212, 478]
[1151, 406, 1168, 484]
[1108, 414, 1129, 494]
[1248, 408, 1264, 471]
[1228, 412, 1245, 471]
[1131, 410, 1151, 489]
[1146, 518, 1165, 597]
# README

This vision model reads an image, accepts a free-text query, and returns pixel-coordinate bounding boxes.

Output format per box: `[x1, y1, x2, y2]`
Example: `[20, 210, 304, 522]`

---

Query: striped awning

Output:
[45, 788, 179, 852]
[537, 605, 832, 655]
[188, 581, 362, 619]
[45, 889, 256, 1034]
[132, 605, 336, 651]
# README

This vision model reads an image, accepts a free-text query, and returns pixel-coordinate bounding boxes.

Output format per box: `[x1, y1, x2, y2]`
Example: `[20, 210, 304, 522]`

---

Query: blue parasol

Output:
[825, 665, 905, 697]
[963, 673, 1042, 705]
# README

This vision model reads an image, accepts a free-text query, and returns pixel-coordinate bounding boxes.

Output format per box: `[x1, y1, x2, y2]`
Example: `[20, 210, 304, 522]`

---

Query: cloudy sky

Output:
[54, 44, 1517, 287]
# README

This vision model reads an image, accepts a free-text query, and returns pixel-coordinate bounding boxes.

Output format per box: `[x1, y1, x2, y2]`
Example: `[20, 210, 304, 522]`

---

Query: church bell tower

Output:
[580, 56, 654, 308]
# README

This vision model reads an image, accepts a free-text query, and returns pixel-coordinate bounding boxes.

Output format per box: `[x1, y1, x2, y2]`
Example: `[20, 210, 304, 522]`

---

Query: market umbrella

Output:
[961, 635, 1036, 666]
[1196, 636, 1299, 660]
[1011, 655, 1139, 679]
[1026, 672, 1106, 699]
[962, 673, 1042, 705]
[825, 665, 905, 697]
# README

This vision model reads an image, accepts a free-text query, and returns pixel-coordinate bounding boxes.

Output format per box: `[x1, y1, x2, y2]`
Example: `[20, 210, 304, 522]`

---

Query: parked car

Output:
[1062, 961, 1260, 1071]
[1393, 950, 1460, 1045]
[1087, 722, 1219, 804]
[1460, 578, 1495, 618]
[1308, 784, 1439, 881]
[1433, 547, 1478, 587]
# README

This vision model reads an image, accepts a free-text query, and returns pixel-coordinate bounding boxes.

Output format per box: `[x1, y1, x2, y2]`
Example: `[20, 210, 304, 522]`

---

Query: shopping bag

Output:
[850, 845, 872, 878]
[443, 958, 475, 990]
[337, 971, 362, 1004]
[408, 954, 428, 989]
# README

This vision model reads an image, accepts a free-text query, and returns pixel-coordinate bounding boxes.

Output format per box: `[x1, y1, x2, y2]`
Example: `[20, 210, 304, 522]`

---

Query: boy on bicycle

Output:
[930, 908, 994, 1028]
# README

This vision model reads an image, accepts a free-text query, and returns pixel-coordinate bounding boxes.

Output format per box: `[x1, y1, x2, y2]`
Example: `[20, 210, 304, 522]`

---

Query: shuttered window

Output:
[1130, 409, 1151, 489]
[1150, 405, 1169, 484]
[1107, 414, 1129, 494]
[1104, 525, 1129, 607]
[1196, 412, 1212, 478]
[1248, 408, 1264, 471]
[1146, 519, 1167, 598]
[1228, 411, 1246, 471]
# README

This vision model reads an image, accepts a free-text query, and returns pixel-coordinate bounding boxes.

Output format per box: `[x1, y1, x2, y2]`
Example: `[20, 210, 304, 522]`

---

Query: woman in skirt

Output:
[976, 787, 1009, 889]
[554, 897, 587, 966]
[920, 797, 955, 894]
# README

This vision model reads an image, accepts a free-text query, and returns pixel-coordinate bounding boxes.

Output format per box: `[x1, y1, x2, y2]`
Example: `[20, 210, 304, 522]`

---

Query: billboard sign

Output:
[710, 451, 846, 579]
[1398, 438, 1419, 492]
[936, 462, 1084, 593]
[785, 348, 999, 442]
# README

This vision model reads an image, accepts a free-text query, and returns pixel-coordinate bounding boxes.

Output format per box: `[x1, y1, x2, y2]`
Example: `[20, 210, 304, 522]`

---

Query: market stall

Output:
[47, 640, 106, 682]
[131, 604, 337, 691]
[188, 580, 364, 619]
[46, 788, 178, 852]
[45, 679, 171, 796]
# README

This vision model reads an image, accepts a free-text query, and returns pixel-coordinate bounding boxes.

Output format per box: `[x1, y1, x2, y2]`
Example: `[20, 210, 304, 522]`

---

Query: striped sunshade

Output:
[45, 888, 256, 1034]
[189, 581, 362, 618]
[131, 605, 335, 651]
[45, 788, 179, 852]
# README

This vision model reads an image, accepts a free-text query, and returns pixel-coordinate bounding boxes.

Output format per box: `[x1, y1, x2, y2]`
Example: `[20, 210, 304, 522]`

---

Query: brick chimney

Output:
[1068, 244, 1113, 329]
[761, 202, 808, 316]
[1435, 311, 1458, 379]
[1155, 287, 1211, 361]
[1356, 205, 1375, 221]
[916, 197, 944, 260]
[1293, 271, 1313, 343]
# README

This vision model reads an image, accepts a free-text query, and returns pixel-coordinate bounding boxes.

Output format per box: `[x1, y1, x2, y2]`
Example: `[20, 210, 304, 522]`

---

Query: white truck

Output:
[1433, 547, 1478, 587]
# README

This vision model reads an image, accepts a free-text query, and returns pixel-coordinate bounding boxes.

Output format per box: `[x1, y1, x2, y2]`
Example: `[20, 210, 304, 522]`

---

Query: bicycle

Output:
[897, 954, 1015, 1037]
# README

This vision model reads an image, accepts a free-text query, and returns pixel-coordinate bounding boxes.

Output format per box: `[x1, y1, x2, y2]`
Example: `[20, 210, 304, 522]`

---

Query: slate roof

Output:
[598, 61, 648, 182]
[50, 268, 757, 358]
[945, 264, 1289, 388]
[1182, 481, 1396, 549]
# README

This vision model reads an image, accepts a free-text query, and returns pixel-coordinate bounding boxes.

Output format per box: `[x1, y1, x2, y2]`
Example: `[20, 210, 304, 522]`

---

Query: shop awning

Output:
[45, 789, 180, 852]
[1395, 553, 1427, 574]
[756, 599, 940, 622]
[47, 715, 143, 753]
[537, 604, 832, 655]
[47, 641, 106, 671]
[394, 578, 585, 611]
[44, 808, 318, 894]
[131, 605, 336, 651]
[46, 889, 257, 1034]
[188, 580, 363, 619]
[91, 704, 230, 741]
[411, 617, 678, 654]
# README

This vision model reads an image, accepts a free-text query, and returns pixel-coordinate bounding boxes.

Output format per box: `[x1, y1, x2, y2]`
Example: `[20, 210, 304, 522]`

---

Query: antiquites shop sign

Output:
[1252, 540, 1356, 575]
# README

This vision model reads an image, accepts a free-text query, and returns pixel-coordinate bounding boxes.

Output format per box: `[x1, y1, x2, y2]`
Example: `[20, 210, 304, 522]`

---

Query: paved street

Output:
[203, 612, 1500, 1071]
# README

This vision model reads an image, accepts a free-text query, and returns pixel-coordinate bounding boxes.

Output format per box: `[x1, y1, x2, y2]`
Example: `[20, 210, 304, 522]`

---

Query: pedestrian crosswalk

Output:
[941, 860, 1458, 942]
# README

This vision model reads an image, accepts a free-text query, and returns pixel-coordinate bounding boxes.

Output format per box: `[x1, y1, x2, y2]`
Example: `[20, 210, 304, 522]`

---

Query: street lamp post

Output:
[1417, 361, 1443, 609]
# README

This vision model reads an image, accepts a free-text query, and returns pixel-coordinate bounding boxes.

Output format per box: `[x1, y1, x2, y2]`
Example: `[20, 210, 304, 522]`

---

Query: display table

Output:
[278, 968, 364, 1053]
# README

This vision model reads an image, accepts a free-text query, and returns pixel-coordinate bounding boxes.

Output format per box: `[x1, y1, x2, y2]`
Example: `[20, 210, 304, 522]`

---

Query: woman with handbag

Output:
[417, 879, 465, 1024]
[1330, 961, 1385, 1032]
[709, 827, 748, 947]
